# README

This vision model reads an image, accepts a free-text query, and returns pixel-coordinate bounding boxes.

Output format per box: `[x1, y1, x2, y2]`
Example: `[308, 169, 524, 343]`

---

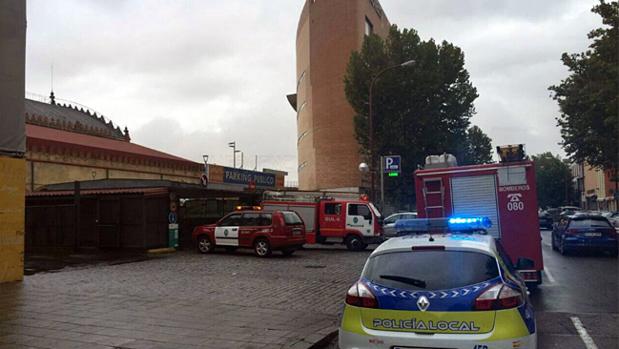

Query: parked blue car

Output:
[552, 215, 618, 257]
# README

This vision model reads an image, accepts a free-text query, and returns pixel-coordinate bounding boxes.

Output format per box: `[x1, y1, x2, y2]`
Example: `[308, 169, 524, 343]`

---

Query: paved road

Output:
[0, 246, 371, 349]
[534, 229, 618, 348]
[1, 234, 616, 349]
[326, 230, 618, 348]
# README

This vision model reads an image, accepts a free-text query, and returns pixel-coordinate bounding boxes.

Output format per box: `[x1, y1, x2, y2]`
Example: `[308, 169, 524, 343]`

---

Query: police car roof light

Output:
[447, 216, 492, 231]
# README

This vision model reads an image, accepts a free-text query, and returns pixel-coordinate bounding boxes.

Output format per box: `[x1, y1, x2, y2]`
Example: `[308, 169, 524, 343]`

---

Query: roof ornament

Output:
[123, 126, 131, 141]
[49, 91, 56, 105]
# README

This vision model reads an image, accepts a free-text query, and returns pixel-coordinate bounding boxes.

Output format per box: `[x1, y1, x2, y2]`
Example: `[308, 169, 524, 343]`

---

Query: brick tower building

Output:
[289, 0, 391, 191]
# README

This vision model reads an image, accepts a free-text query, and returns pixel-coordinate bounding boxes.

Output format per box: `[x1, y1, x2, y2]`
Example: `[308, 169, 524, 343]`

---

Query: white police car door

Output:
[215, 213, 241, 246]
[346, 203, 373, 236]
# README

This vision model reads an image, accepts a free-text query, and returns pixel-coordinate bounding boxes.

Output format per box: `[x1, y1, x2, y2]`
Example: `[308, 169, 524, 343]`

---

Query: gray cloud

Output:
[26, 0, 603, 181]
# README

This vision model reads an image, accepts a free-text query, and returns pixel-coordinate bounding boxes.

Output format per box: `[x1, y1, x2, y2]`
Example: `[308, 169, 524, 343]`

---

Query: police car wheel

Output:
[254, 239, 272, 257]
[197, 236, 213, 254]
[345, 235, 367, 251]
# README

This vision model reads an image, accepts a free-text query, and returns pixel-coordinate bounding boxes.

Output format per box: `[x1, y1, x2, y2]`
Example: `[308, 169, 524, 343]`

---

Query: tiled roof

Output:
[26, 124, 199, 165]
[25, 99, 126, 140]
[27, 187, 169, 197]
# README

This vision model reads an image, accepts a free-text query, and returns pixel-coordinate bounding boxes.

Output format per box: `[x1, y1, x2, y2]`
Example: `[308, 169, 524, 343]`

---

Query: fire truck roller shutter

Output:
[450, 175, 501, 238]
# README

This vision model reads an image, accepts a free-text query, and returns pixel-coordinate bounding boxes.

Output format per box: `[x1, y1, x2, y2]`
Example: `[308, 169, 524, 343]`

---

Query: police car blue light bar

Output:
[447, 216, 492, 230]
[393, 216, 492, 234]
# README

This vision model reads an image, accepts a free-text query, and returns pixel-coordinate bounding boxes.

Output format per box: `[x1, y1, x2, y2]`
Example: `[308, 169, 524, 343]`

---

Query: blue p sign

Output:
[384, 155, 401, 173]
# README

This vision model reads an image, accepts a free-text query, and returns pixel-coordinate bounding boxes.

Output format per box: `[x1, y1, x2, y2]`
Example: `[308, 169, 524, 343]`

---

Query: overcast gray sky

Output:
[26, 0, 601, 182]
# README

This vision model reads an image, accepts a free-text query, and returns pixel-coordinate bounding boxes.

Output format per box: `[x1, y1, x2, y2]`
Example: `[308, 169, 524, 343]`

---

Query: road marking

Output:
[543, 267, 557, 285]
[570, 316, 599, 349]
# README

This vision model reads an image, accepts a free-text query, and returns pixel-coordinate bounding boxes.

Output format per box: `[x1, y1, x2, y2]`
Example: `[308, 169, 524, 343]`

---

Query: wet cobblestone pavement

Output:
[0, 247, 371, 349]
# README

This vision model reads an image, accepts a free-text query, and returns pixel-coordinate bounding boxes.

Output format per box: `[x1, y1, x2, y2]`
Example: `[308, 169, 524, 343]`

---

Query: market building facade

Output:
[23, 95, 288, 252]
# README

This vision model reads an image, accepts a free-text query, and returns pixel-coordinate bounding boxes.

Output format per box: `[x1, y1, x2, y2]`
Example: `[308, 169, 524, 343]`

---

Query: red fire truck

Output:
[414, 147, 544, 286]
[262, 191, 383, 251]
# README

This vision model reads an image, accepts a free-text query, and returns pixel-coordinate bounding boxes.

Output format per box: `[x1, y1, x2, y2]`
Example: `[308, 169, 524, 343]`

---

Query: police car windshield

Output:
[363, 250, 499, 291]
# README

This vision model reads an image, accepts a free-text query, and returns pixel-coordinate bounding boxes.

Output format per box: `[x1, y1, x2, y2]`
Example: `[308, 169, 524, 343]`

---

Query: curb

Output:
[146, 247, 176, 255]
[308, 330, 338, 349]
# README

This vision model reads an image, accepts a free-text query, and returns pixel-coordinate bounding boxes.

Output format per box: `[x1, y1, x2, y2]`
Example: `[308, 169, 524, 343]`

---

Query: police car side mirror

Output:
[516, 257, 534, 270]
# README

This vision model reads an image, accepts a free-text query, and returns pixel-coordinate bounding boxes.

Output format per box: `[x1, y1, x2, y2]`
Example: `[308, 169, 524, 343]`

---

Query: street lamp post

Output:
[228, 142, 241, 168]
[367, 60, 415, 201]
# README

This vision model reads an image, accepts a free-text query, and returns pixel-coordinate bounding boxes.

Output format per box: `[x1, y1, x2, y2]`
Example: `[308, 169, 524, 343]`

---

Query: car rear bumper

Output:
[563, 237, 618, 251]
[339, 306, 536, 349]
[339, 328, 537, 349]
[269, 236, 306, 249]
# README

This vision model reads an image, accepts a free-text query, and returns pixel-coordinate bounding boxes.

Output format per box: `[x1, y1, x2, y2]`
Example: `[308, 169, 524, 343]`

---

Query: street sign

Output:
[383, 155, 401, 173]
[168, 212, 177, 224]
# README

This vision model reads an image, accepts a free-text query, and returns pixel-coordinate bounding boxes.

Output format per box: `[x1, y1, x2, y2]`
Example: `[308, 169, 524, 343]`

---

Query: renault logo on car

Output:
[417, 295, 430, 312]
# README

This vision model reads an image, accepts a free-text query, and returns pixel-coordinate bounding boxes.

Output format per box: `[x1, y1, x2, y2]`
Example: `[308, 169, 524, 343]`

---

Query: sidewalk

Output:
[0, 248, 369, 349]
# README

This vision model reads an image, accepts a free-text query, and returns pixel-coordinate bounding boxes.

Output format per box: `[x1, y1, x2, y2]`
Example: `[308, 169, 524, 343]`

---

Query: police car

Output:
[339, 217, 537, 349]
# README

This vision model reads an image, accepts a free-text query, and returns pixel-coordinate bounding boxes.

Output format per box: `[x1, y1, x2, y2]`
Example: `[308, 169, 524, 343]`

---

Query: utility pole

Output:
[253, 155, 258, 171]
[368, 60, 415, 201]
[380, 156, 385, 211]
[240, 152, 244, 169]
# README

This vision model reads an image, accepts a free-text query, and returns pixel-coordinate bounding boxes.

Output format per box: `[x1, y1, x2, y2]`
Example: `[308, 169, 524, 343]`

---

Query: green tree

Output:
[549, 0, 619, 201]
[532, 153, 573, 208]
[459, 125, 494, 165]
[344, 26, 479, 208]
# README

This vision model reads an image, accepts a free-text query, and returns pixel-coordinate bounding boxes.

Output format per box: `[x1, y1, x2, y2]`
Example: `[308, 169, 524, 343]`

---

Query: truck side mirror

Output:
[516, 257, 534, 270]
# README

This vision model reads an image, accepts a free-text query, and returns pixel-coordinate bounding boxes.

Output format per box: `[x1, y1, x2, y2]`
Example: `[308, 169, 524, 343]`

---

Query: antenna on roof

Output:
[49, 63, 56, 105]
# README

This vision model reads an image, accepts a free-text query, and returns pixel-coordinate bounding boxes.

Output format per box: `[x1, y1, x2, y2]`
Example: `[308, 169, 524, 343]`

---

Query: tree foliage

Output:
[549, 1, 618, 178]
[532, 153, 573, 208]
[459, 125, 494, 166]
[344, 25, 480, 208]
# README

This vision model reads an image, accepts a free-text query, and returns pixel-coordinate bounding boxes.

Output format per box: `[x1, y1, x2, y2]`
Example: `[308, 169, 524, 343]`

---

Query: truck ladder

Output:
[423, 178, 445, 218]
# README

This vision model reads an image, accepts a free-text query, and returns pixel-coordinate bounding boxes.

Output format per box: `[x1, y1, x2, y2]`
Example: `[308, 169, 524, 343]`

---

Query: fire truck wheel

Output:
[345, 235, 367, 251]
[254, 238, 272, 257]
[197, 235, 213, 254]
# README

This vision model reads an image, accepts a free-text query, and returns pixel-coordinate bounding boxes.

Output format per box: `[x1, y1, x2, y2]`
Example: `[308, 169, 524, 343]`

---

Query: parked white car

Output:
[382, 212, 417, 238]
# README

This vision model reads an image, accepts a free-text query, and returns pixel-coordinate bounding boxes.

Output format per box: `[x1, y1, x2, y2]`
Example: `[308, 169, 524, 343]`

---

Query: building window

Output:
[365, 17, 374, 36]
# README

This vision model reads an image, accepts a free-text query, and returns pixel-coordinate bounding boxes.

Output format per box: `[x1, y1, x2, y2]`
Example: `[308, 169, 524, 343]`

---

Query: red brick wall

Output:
[296, 0, 390, 190]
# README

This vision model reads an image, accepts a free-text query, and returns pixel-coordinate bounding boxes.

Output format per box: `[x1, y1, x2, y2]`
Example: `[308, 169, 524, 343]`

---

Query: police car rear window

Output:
[363, 250, 499, 291]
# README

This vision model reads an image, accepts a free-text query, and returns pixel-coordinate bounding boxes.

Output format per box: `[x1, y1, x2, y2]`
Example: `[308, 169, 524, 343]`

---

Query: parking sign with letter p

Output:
[383, 155, 401, 173]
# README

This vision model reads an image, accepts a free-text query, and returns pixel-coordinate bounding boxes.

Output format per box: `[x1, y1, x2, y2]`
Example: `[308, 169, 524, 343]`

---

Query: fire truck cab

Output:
[262, 192, 383, 251]
[415, 146, 544, 286]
